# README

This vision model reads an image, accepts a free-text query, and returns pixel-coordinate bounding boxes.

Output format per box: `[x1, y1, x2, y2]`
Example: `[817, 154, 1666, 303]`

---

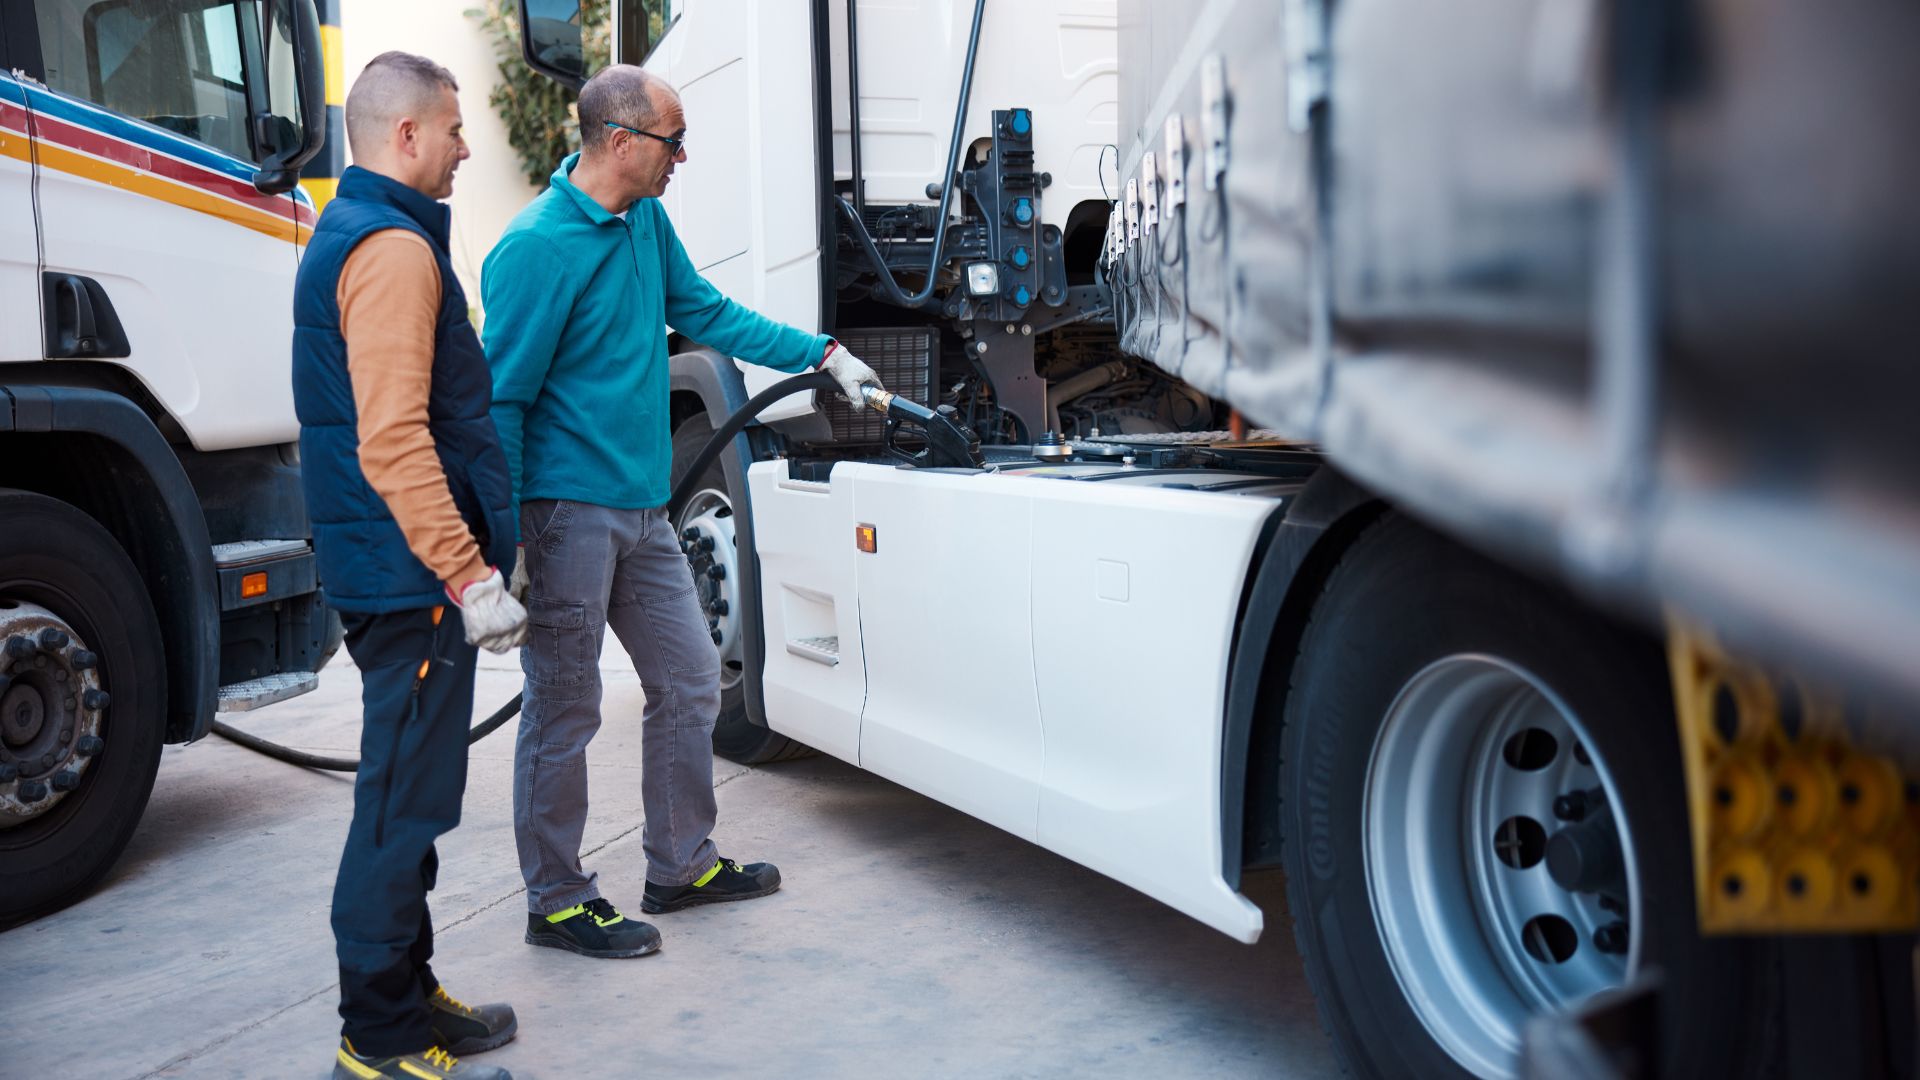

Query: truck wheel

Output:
[0, 490, 166, 928]
[1277, 514, 1765, 1080]
[669, 415, 813, 765]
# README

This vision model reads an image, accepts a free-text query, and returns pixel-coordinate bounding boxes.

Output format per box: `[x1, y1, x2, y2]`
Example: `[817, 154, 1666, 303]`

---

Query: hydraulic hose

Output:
[832, 0, 986, 308]
[214, 369, 844, 773]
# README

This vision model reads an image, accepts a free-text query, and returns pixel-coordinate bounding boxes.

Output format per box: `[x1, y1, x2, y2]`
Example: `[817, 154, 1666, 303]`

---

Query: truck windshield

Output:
[34, 0, 256, 163]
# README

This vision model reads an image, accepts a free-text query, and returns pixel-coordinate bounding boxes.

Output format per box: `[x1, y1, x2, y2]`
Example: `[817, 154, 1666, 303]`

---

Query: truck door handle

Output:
[41, 273, 130, 359]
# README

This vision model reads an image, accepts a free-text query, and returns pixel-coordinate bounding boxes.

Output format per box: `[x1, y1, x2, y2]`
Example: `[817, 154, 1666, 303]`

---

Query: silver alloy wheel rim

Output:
[677, 488, 744, 693]
[1362, 654, 1639, 1080]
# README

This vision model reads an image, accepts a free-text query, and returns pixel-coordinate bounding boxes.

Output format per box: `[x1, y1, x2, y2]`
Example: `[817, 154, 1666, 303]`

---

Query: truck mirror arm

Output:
[252, 0, 327, 196]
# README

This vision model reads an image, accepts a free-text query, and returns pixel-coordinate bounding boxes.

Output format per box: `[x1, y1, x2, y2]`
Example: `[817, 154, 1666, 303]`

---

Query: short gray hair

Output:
[578, 65, 663, 153]
[345, 51, 459, 159]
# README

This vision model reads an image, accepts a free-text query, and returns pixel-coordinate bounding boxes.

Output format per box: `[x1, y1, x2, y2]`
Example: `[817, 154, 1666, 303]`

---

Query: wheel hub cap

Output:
[0, 602, 107, 826]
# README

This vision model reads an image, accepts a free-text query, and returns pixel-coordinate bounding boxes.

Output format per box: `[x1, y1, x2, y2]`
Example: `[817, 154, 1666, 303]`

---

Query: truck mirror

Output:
[518, 0, 588, 92]
[252, 0, 326, 196]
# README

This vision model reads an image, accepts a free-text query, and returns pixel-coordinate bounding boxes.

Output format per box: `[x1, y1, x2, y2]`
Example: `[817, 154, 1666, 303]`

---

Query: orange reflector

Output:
[855, 524, 877, 553]
[241, 571, 268, 598]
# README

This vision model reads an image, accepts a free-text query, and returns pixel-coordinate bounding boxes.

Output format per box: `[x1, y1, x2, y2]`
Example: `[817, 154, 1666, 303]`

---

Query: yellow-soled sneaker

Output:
[331, 1037, 511, 1080]
[524, 896, 662, 958]
[641, 856, 782, 914]
[427, 986, 517, 1055]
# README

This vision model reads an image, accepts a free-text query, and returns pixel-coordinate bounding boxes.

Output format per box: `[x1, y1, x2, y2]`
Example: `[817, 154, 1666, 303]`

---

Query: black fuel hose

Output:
[213, 369, 844, 773]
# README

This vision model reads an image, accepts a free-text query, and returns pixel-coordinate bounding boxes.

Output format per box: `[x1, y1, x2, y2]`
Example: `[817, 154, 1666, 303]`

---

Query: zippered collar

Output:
[549, 152, 643, 227]
[335, 165, 452, 249]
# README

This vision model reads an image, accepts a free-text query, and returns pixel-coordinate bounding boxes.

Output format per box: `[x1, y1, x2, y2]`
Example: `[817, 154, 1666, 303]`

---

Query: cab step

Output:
[216, 672, 318, 712]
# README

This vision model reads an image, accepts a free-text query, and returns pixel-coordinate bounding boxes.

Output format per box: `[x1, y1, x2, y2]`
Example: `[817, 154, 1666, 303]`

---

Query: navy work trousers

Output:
[330, 605, 477, 1056]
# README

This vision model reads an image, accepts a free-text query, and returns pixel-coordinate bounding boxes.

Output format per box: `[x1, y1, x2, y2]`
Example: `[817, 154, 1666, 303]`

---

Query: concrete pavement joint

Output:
[126, 766, 759, 1078]
[132, 980, 341, 1080]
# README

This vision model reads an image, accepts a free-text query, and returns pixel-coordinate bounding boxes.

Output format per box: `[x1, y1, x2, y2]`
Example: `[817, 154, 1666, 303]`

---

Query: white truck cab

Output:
[0, 0, 331, 926]
[521, 3, 1920, 1078]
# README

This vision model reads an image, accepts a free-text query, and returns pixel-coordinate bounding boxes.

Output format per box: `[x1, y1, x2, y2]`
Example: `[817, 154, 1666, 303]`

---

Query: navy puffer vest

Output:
[292, 166, 516, 612]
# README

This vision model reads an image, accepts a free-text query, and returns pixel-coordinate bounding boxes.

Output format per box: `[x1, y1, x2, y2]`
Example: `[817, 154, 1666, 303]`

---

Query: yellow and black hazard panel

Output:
[1669, 620, 1920, 932]
[299, 0, 345, 211]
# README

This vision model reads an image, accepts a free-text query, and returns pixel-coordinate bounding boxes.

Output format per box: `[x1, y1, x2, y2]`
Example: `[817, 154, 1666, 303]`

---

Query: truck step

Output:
[211, 539, 310, 567]
[786, 635, 841, 667]
[217, 672, 318, 712]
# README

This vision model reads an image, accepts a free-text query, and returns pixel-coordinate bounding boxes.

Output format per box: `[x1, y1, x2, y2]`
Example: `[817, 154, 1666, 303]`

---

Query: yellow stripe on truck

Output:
[31, 140, 303, 244]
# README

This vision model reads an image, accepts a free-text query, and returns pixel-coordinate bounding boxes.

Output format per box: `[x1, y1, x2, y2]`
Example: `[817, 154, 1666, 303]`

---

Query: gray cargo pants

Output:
[513, 499, 722, 915]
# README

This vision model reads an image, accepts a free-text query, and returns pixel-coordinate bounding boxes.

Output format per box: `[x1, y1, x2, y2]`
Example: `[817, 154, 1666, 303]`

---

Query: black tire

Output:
[1277, 513, 1767, 1079]
[0, 491, 167, 928]
[668, 415, 813, 765]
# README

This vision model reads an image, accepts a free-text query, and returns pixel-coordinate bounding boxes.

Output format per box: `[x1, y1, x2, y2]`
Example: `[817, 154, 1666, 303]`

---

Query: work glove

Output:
[509, 546, 529, 604]
[447, 568, 529, 653]
[820, 341, 883, 407]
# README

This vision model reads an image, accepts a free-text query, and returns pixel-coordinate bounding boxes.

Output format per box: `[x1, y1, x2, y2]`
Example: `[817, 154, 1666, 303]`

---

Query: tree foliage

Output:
[465, 0, 611, 188]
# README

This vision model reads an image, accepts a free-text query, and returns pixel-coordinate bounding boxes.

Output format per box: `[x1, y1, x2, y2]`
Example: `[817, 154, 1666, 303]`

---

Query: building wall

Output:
[339, 0, 544, 313]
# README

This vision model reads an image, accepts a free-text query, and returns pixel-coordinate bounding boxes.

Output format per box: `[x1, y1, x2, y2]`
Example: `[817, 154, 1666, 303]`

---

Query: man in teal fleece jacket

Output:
[481, 64, 880, 960]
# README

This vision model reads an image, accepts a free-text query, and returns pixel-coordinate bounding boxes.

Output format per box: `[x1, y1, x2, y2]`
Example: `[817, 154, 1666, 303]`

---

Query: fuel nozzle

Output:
[859, 384, 984, 469]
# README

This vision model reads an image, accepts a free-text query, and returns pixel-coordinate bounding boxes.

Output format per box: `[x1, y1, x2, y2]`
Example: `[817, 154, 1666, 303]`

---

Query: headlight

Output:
[966, 262, 1000, 296]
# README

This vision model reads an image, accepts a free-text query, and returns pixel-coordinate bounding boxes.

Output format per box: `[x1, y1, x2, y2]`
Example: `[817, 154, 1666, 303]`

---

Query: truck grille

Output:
[823, 327, 936, 444]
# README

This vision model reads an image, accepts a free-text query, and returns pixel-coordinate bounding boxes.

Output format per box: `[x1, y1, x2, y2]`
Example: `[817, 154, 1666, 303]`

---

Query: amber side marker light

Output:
[241, 572, 269, 599]
[855, 524, 877, 553]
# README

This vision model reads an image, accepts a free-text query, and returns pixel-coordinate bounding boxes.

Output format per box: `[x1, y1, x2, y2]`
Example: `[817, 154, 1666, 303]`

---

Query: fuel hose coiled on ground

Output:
[212, 370, 844, 772]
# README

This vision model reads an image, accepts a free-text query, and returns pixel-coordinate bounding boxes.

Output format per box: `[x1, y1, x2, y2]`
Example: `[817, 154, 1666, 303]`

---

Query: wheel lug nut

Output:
[84, 688, 111, 711]
[4, 636, 35, 660]
[71, 649, 97, 669]
[40, 753, 56, 770]
[706, 565, 726, 580]
[37, 627, 69, 651]
[711, 599, 729, 616]
[709, 629, 722, 645]
[76, 735, 103, 757]
[18, 778, 49, 801]
[681, 528, 699, 542]
[59, 727, 73, 745]
[0, 762, 17, 782]
[50, 769, 80, 792]
[1592, 920, 1629, 954]
[698, 537, 715, 553]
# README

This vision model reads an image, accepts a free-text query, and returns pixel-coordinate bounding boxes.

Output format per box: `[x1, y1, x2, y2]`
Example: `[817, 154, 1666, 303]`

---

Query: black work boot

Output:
[332, 1038, 510, 1079]
[524, 897, 662, 958]
[641, 856, 781, 914]
[427, 986, 517, 1055]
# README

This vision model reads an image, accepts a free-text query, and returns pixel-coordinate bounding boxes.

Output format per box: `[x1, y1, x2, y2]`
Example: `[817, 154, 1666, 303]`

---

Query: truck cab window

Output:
[34, 0, 255, 162]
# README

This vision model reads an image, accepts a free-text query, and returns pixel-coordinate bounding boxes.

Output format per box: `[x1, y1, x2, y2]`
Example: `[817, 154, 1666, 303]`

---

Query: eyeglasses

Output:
[603, 120, 684, 155]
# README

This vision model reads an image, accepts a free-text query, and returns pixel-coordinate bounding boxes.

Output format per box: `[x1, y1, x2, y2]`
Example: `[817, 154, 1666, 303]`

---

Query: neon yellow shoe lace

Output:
[433, 986, 475, 1015]
[423, 1046, 460, 1070]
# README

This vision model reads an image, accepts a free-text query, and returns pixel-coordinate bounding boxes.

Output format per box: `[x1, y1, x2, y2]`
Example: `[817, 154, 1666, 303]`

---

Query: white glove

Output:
[820, 341, 883, 405]
[509, 546, 529, 604]
[447, 568, 529, 653]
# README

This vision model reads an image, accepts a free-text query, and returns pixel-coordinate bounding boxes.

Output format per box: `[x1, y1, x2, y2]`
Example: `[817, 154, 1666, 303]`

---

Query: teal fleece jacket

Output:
[481, 154, 829, 527]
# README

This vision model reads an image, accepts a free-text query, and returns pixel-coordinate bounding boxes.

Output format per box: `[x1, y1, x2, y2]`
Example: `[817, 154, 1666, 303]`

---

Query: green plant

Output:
[466, 0, 611, 187]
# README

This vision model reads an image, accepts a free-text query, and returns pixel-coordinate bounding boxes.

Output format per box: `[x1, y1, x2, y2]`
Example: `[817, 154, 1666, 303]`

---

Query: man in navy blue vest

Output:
[292, 52, 527, 1080]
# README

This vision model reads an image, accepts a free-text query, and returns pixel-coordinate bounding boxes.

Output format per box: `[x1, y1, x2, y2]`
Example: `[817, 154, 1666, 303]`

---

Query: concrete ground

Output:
[4, 646, 1341, 1080]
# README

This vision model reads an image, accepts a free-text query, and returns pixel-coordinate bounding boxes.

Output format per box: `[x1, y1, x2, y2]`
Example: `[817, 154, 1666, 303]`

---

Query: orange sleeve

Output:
[339, 229, 491, 595]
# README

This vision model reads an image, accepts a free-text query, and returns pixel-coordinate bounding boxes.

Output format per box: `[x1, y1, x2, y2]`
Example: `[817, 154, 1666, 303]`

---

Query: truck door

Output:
[16, 0, 314, 451]
[0, 61, 38, 363]
[643, 0, 826, 425]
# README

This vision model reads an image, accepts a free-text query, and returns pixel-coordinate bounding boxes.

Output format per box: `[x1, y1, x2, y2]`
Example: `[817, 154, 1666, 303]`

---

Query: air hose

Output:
[211, 370, 844, 773]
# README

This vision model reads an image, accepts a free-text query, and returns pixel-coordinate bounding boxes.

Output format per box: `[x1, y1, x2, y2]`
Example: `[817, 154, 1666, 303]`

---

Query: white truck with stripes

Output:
[0, 0, 332, 925]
